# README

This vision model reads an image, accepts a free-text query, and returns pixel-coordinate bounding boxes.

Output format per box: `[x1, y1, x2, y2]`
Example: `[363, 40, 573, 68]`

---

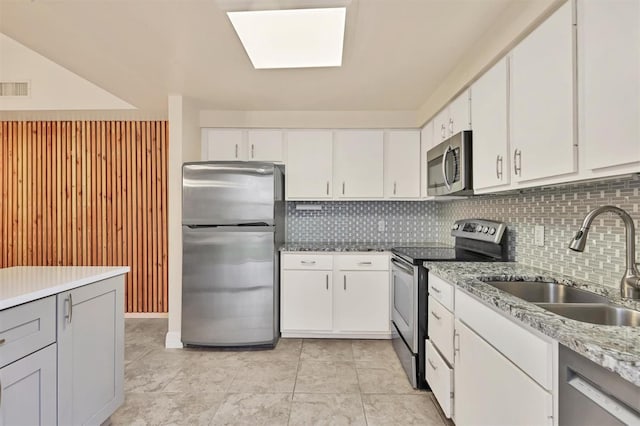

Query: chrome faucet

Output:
[569, 205, 640, 299]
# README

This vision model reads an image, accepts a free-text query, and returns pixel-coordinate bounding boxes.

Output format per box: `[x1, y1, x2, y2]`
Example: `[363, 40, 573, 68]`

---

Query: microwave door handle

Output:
[442, 145, 452, 190]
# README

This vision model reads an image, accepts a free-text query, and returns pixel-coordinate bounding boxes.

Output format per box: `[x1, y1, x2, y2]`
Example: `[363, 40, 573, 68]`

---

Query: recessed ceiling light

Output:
[227, 7, 346, 69]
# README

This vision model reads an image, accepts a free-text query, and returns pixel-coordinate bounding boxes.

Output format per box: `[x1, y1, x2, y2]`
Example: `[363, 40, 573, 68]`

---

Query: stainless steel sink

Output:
[536, 303, 640, 327]
[485, 281, 608, 304]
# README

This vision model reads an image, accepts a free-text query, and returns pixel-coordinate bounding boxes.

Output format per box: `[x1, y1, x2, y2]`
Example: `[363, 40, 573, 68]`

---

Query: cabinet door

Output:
[247, 129, 283, 162]
[384, 130, 420, 198]
[578, 0, 640, 171]
[203, 129, 246, 160]
[420, 121, 434, 198]
[471, 58, 511, 191]
[333, 271, 389, 332]
[448, 90, 471, 135]
[454, 320, 552, 426]
[510, 1, 575, 183]
[57, 276, 125, 426]
[286, 130, 333, 199]
[334, 130, 384, 198]
[281, 270, 332, 331]
[0, 344, 56, 426]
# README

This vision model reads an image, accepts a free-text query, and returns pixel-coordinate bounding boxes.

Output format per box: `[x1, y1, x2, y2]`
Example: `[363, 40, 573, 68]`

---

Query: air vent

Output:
[0, 81, 30, 97]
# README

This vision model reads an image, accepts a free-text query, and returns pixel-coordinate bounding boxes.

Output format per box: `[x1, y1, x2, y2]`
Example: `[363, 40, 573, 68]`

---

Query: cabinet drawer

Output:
[282, 253, 333, 270]
[428, 273, 454, 310]
[425, 339, 453, 419]
[427, 296, 454, 364]
[336, 254, 389, 271]
[0, 296, 56, 368]
[456, 289, 553, 390]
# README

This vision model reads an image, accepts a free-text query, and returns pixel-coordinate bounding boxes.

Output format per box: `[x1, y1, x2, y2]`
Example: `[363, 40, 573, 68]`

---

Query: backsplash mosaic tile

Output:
[286, 201, 440, 243]
[437, 175, 640, 290]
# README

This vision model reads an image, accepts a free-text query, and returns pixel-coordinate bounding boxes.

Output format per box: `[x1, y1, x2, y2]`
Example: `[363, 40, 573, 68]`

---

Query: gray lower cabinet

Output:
[0, 344, 57, 426]
[57, 276, 125, 426]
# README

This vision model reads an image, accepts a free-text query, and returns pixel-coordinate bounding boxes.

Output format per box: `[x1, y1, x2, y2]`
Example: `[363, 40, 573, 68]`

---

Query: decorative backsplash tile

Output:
[286, 201, 439, 243]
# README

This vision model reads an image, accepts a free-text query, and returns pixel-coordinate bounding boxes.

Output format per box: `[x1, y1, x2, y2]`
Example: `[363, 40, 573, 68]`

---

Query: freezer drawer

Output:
[181, 226, 277, 346]
[182, 162, 279, 225]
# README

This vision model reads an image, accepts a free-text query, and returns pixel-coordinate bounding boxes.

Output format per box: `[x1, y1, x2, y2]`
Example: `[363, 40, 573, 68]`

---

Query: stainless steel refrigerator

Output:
[181, 162, 284, 347]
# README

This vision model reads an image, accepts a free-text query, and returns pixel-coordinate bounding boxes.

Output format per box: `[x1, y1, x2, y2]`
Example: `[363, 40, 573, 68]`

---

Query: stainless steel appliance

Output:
[426, 130, 473, 196]
[559, 345, 640, 425]
[181, 162, 284, 347]
[390, 219, 508, 388]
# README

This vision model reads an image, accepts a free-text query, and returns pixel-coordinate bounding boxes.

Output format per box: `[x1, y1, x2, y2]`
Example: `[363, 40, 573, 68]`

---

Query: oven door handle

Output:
[442, 145, 453, 190]
[391, 258, 414, 275]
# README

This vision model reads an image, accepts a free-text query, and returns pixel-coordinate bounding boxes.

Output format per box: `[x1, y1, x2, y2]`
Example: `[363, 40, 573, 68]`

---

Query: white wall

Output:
[166, 94, 201, 348]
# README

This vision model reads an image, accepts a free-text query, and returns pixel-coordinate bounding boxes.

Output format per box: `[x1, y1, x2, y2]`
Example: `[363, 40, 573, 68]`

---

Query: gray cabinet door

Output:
[0, 344, 57, 426]
[57, 276, 125, 426]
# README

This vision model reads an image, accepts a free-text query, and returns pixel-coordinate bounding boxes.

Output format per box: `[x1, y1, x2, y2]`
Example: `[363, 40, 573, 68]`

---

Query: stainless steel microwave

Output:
[426, 130, 473, 196]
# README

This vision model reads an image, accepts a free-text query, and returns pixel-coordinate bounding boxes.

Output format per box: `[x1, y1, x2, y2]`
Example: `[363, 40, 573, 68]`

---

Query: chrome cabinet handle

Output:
[326, 181, 329, 195]
[496, 155, 503, 180]
[343, 275, 346, 290]
[428, 358, 438, 370]
[430, 285, 441, 294]
[342, 182, 345, 195]
[326, 274, 329, 290]
[393, 182, 397, 195]
[68, 294, 73, 323]
[431, 311, 441, 320]
[441, 145, 452, 190]
[251, 144, 255, 158]
[449, 117, 454, 134]
[357, 261, 373, 266]
[235, 144, 239, 158]
[0, 338, 5, 345]
[440, 124, 446, 139]
[454, 331, 460, 355]
[300, 260, 316, 265]
[514, 149, 522, 176]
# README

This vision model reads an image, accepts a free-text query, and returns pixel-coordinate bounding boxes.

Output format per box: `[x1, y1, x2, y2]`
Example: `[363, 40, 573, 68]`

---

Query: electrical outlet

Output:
[534, 225, 545, 246]
[378, 220, 386, 232]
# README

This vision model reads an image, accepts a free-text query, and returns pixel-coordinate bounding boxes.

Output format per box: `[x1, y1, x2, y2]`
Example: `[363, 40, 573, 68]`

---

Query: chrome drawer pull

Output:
[430, 286, 441, 294]
[300, 260, 316, 265]
[428, 359, 438, 370]
[357, 262, 373, 265]
[431, 311, 441, 320]
[0, 338, 5, 345]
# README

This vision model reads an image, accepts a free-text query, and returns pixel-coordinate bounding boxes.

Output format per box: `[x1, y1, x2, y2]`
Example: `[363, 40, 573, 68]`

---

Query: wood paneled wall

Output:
[0, 121, 168, 313]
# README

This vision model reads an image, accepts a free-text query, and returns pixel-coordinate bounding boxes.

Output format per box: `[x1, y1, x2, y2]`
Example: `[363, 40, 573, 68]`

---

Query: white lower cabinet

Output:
[0, 344, 57, 426]
[281, 270, 332, 331]
[280, 253, 390, 338]
[425, 339, 453, 419]
[454, 319, 553, 426]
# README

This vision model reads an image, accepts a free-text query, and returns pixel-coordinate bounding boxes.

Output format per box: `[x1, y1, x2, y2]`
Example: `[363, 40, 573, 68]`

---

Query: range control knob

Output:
[476, 226, 483, 233]
[489, 227, 496, 235]
[482, 226, 489, 233]
[452, 223, 460, 230]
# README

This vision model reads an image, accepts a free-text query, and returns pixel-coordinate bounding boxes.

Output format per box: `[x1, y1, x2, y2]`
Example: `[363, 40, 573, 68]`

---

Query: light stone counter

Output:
[0, 266, 130, 310]
[424, 261, 640, 387]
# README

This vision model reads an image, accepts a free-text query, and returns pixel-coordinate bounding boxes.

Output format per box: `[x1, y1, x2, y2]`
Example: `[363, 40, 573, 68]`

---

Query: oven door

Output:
[427, 130, 472, 196]
[391, 257, 418, 352]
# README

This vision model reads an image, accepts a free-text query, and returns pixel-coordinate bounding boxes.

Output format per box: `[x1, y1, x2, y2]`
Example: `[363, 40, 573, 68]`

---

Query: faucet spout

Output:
[569, 205, 640, 299]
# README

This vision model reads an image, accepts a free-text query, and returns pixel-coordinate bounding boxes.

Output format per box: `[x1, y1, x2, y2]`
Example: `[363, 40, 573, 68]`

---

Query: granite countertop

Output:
[0, 266, 130, 310]
[280, 241, 450, 252]
[424, 261, 640, 387]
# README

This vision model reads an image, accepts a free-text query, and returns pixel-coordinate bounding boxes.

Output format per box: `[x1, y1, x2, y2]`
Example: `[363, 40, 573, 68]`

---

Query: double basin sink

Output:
[484, 281, 640, 327]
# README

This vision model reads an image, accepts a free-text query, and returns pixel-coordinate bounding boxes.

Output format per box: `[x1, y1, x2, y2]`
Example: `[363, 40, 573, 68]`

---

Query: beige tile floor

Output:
[112, 319, 449, 426]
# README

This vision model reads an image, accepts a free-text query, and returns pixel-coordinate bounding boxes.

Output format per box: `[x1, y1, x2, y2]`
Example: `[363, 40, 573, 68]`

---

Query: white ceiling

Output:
[0, 0, 545, 117]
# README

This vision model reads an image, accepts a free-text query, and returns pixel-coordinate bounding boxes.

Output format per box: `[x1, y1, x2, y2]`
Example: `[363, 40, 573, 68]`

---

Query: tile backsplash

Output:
[286, 175, 640, 290]
[286, 201, 439, 243]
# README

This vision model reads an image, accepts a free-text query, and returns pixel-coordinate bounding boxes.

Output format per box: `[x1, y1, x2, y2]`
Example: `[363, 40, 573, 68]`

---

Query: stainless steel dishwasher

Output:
[559, 345, 640, 425]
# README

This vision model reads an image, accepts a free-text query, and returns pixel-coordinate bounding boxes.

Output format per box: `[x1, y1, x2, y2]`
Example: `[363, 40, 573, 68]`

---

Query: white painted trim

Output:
[165, 331, 184, 349]
[124, 312, 168, 319]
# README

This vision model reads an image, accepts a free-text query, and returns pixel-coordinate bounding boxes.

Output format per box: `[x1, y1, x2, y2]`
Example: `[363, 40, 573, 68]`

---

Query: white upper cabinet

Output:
[286, 130, 333, 200]
[510, 1, 575, 183]
[202, 129, 246, 161]
[420, 121, 434, 198]
[334, 130, 384, 199]
[434, 90, 471, 143]
[384, 130, 421, 199]
[202, 129, 283, 162]
[247, 130, 283, 162]
[577, 0, 640, 175]
[471, 58, 511, 191]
